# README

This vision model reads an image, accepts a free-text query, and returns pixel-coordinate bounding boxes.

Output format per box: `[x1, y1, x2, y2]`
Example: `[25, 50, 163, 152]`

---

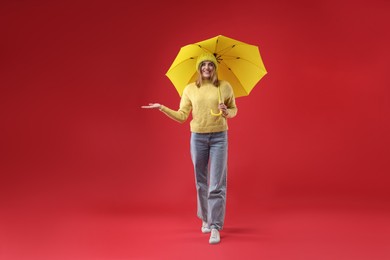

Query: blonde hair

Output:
[195, 62, 220, 87]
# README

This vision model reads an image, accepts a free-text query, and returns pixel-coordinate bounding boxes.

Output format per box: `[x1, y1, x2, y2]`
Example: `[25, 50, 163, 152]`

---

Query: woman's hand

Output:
[218, 103, 229, 116]
[141, 103, 162, 109]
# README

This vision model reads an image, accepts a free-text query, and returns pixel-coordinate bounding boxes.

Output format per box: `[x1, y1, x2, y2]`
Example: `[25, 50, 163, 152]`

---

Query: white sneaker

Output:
[209, 229, 220, 244]
[201, 221, 211, 233]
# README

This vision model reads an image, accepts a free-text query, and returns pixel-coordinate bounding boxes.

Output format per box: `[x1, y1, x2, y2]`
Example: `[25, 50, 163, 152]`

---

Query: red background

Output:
[1, 0, 389, 259]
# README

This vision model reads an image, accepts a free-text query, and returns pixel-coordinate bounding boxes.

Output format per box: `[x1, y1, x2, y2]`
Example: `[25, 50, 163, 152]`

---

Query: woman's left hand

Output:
[218, 103, 229, 116]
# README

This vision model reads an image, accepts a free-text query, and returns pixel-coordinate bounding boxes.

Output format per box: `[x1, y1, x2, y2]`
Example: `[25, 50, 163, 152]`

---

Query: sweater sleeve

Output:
[223, 82, 238, 119]
[160, 88, 192, 123]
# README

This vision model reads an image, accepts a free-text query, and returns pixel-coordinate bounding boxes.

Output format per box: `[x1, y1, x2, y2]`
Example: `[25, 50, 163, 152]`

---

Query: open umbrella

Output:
[165, 35, 267, 98]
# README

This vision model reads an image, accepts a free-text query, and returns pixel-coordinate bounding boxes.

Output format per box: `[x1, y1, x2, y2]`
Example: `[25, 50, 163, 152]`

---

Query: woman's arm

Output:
[141, 90, 192, 123]
[221, 82, 238, 118]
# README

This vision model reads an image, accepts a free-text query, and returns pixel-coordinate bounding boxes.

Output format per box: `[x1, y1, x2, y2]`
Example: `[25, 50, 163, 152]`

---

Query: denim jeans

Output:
[190, 131, 228, 231]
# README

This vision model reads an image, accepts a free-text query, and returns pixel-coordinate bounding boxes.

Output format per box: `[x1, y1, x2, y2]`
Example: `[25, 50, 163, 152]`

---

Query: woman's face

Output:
[200, 61, 215, 79]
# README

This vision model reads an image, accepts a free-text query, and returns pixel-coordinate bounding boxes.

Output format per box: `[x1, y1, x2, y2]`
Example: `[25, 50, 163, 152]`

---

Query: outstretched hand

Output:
[141, 103, 162, 109]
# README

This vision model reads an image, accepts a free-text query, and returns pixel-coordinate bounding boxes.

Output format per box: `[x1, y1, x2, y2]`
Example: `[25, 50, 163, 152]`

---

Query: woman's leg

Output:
[190, 133, 210, 223]
[208, 131, 228, 231]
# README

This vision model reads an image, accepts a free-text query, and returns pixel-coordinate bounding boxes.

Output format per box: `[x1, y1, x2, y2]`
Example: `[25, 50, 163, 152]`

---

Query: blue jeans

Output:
[190, 131, 228, 230]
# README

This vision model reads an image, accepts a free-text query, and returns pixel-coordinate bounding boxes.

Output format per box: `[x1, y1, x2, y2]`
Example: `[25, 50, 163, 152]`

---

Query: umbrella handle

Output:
[210, 109, 222, 116]
[210, 86, 223, 116]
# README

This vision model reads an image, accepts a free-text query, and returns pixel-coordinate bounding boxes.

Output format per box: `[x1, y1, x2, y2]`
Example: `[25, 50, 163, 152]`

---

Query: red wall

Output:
[1, 0, 389, 216]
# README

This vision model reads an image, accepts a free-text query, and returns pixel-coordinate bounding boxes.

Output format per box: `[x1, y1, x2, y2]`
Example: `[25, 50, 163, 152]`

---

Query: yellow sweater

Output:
[160, 80, 238, 133]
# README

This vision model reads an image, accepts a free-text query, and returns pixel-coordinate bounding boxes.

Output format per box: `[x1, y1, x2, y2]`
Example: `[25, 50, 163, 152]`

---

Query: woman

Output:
[142, 52, 237, 244]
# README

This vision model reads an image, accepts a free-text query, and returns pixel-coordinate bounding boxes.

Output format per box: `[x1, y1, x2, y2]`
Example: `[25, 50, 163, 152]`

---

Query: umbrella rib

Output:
[217, 45, 235, 56]
[217, 43, 249, 56]
[218, 60, 250, 96]
[216, 43, 264, 69]
[195, 44, 214, 54]
[195, 42, 238, 58]
[193, 43, 262, 69]
[167, 57, 196, 71]
[221, 55, 265, 72]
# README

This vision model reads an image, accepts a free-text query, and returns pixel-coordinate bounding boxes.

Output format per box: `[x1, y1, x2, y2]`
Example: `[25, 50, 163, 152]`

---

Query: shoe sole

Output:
[209, 239, 220, 244]
[201, 228, 211, 233]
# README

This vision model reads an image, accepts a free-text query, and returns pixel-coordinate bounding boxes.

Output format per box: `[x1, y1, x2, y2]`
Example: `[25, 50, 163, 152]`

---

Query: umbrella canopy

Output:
[166, 35, 267, 98]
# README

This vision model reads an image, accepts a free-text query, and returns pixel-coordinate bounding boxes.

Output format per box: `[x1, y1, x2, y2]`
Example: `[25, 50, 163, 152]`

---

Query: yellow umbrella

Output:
[166, 35, 267, 98]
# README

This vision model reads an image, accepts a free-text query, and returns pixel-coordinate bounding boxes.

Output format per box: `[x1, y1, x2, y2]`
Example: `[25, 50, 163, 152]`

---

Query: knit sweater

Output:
[160, 80, 238, 133]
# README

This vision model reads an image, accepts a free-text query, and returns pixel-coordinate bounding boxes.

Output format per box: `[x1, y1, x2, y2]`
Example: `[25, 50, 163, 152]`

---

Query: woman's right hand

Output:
[141, 103, 162, 109]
